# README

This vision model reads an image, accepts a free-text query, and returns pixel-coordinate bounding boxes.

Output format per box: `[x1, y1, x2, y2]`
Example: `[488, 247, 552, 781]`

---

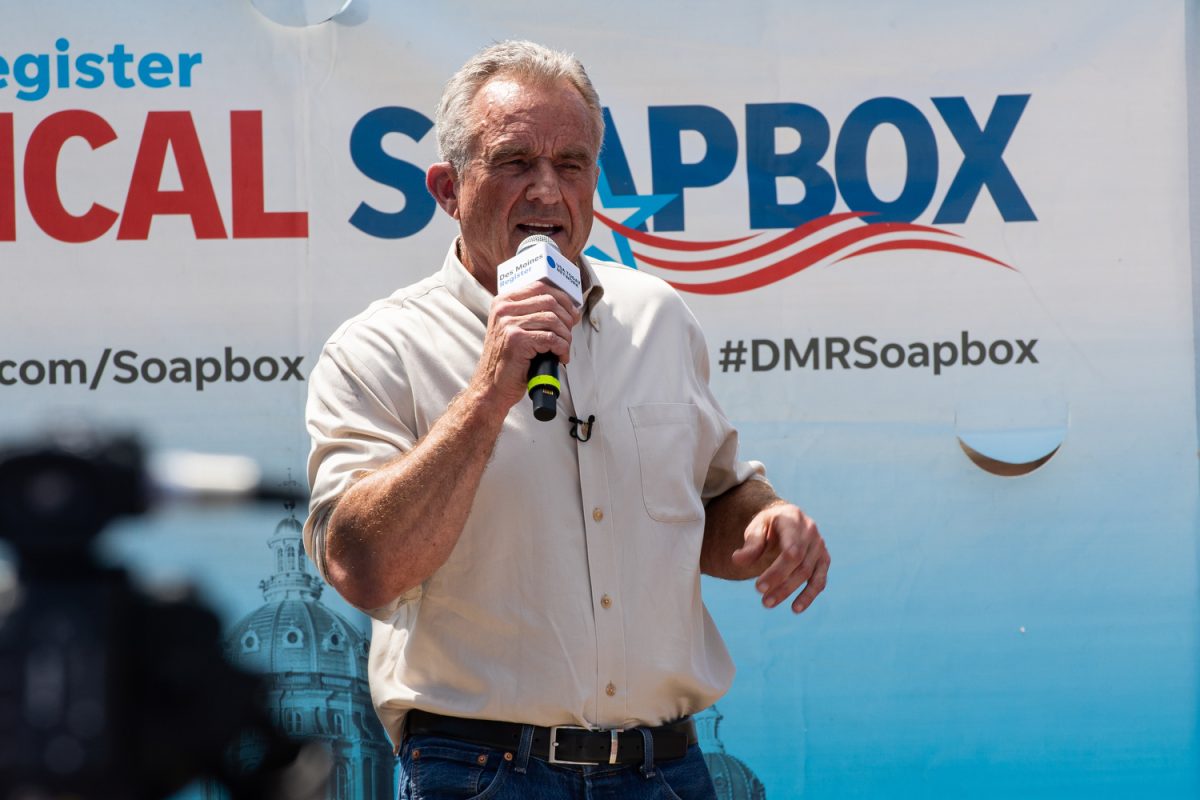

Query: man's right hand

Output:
[472, 282, 582, 412]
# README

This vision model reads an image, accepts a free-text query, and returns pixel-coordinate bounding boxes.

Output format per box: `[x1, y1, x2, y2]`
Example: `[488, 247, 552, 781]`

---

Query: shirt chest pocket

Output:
[628, 402, 704, 524]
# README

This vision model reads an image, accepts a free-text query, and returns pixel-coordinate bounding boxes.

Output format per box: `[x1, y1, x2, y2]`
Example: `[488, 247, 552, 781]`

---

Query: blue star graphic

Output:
[585, 167, 677, 268]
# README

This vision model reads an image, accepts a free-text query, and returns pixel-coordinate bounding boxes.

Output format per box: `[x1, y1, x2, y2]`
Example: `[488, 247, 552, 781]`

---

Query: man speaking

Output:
[304, 40, 829, 799]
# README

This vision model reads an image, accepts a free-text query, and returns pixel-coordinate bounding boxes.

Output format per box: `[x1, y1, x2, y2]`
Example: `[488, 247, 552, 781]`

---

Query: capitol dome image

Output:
[204, 499, 394, 800]
[696, 705, 768, 800]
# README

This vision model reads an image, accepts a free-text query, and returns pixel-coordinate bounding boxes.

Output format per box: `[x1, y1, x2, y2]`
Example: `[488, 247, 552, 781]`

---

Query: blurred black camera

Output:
[0, 431, 326, 800]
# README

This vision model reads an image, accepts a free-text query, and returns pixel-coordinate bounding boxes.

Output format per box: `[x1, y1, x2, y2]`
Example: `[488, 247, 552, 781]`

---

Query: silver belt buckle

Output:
[547, 725, 625, 765]
[548, 725, 593, 765]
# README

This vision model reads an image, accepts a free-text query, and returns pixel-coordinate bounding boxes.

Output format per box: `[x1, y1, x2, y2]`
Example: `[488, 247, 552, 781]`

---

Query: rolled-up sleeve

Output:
[303, 340, 416, 580]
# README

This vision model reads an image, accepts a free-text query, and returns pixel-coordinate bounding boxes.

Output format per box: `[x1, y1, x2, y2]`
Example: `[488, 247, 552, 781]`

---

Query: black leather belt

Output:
[405, 710, 697, 765]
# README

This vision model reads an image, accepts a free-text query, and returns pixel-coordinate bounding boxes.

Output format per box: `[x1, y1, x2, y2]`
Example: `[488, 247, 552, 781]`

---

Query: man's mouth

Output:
[517, 223, 563, 237]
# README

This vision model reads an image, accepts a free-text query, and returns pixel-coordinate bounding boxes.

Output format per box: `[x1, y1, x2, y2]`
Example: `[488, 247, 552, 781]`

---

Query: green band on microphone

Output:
[527, 374, 561, 394]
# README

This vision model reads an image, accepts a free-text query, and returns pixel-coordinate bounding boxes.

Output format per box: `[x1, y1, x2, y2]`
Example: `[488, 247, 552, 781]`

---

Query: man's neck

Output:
[456, 237, 498, 295]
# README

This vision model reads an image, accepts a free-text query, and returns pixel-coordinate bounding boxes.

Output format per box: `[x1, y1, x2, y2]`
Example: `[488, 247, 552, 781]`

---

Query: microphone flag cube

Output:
[497, 239, 584, 307]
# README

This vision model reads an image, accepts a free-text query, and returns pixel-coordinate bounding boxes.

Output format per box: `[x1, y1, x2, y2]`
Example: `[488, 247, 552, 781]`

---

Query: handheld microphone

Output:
[496, 235, 583, 421]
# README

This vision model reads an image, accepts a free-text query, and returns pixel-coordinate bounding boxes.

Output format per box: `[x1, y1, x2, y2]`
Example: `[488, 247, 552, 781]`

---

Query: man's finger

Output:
[516, 310, 574, 337]
[731, 515, 770, 566]
[500, 297, 576, 330]
[502, 284, 580, 327]
[790, 554, 830, 613]
[753, 533, 808, 597]
[763, 543, 823, 609]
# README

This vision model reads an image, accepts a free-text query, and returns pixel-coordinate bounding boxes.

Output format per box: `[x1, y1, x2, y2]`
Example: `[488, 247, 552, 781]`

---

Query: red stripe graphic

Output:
[633, 212, 866, 270]
[832, 240, 1014, 270]
[636, 218, 955, 271]
[592, 211, 1015, 294]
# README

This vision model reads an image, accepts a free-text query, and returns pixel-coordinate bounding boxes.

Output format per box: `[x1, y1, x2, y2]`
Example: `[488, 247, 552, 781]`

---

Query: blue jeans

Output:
[396, 728, 718, 800]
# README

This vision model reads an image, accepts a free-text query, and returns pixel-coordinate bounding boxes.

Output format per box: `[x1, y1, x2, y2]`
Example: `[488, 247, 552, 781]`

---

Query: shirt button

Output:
[600, 594, 612, 609]
[605, 682, 617, 697]
[592, 507, 604, 522]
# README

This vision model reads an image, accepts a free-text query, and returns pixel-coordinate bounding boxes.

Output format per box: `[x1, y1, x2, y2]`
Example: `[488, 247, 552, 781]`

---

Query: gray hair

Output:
[435, 40, 604, 174]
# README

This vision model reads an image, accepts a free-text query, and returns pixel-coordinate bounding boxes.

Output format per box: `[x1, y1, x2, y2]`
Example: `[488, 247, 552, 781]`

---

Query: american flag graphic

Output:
[593, 210, 1014, 295]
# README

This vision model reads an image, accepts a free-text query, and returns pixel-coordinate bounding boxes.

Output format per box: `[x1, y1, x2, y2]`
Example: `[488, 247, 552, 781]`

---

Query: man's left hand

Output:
[730, 503, 830, 613]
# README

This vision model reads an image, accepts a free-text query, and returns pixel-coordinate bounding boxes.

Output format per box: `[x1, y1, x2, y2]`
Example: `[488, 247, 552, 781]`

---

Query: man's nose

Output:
[525, 159, 562, 204]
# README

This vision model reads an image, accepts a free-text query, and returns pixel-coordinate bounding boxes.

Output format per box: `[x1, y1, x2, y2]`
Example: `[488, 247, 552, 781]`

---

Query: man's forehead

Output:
[472, 75, 527, 110]
[472, 76, 585, 121]
[467, 75, 599, 153]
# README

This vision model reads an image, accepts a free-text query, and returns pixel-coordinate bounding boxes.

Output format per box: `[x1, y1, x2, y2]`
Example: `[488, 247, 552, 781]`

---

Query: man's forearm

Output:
[700, 478, 784, 580]
[319, 280, 581, 611]
[324, 383, 507, 610]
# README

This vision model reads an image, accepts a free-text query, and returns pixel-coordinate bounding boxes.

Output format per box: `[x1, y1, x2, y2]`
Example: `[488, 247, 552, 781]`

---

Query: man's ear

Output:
[426, 163, 460, 219]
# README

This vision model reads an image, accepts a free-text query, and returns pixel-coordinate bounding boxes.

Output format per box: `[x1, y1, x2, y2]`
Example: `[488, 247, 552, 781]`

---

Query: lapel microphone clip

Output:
[569, 414, 595, 443]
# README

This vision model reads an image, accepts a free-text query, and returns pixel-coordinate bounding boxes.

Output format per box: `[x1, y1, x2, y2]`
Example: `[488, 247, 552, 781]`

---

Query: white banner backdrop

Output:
[1, 1, 1197, 797]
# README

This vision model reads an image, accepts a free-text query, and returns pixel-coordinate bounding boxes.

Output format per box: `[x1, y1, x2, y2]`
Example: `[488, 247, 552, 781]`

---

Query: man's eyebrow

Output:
[484, 143, 595, 164]
[556, 147, 594, 162]
[485, 143, 533, 162]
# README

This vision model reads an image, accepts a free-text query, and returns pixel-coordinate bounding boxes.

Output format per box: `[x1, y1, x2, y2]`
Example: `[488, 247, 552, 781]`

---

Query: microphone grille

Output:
[517, 234, 557, 253]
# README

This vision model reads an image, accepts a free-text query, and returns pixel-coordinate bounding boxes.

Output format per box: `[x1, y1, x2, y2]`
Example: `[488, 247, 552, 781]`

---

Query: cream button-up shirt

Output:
[304, 242, 766, 745]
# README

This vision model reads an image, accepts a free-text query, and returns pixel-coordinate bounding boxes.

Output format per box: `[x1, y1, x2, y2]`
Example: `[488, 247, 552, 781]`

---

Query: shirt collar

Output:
[440, 238, 607, 327]
[578, 254, 605, 317]
[440, 239, 494, 325]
